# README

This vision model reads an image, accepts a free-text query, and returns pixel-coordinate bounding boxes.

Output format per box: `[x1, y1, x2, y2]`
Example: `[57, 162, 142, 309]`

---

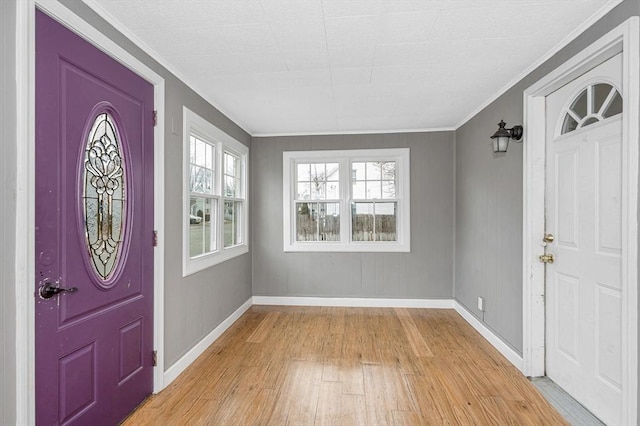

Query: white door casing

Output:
[523, 18, 638, 425]
[545, 54, 623, 425]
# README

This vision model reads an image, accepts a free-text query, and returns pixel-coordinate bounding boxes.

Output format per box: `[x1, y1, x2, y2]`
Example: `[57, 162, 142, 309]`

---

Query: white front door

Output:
[544, 53, 624, 425]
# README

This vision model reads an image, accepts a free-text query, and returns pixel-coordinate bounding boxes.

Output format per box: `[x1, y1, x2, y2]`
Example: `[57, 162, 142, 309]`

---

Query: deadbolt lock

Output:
[538, 253, 555, 264]
[543, 233, 554, 243]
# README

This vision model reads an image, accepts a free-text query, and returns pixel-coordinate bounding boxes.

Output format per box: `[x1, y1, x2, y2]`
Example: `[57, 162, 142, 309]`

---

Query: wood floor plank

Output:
[123, 307, 568, 426]
[404, 373, 448, 424]
[314, 381, 344, 425]
[246, 311, 281, 343]
[339, 393, 368, 425]
[363, 362, 421, 425]
[392, 410, 425, 426]
[394, 308, 433, 357]
[267, 360, 323, 425]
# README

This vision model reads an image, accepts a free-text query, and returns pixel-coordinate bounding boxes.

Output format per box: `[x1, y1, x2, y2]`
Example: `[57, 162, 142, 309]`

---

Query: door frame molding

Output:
[522, 17, 639, 424]
[15, 1, 166, 423]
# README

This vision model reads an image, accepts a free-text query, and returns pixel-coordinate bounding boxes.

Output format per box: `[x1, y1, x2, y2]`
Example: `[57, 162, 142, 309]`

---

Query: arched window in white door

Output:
[560, 82, 622, 134]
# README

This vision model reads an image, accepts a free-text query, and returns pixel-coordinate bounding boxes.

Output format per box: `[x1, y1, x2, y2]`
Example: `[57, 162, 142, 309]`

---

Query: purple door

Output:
[35, 10, 154, 425]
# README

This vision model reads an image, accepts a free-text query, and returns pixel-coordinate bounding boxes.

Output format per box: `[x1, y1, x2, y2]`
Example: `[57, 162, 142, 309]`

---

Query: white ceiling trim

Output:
[81, 0, 255, 135]
[454, 0, 625, 130]
[252, 126, 456, 138]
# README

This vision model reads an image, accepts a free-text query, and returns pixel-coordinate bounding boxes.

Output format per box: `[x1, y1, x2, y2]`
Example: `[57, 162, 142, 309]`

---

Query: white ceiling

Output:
[87, 0, 619, 136]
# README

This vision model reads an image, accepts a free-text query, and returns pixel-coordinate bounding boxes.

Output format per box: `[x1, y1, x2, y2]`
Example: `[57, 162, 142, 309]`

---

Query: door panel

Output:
[596, 138, 622, 253]
[545, 53, 622, 425]
[35, 10, 154, 425]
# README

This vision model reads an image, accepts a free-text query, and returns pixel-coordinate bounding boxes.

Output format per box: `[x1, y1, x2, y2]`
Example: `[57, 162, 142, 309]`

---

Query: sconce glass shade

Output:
[492, 135, 510, 153]
[490, 120, 523, 153]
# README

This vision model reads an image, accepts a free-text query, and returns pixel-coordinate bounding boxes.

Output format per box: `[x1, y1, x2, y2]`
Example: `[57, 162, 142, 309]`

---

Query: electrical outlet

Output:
[477, 297, 484, 311]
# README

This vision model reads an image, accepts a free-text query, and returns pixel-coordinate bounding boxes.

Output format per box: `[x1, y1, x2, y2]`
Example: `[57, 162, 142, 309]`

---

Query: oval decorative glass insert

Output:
[560, 83, 622, 135]
[83, 112, 126, 280]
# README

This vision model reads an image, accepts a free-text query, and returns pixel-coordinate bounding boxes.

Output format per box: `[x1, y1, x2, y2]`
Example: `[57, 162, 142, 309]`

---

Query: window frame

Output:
[283, 148, 410, 252]
[183, 107, 249, 276]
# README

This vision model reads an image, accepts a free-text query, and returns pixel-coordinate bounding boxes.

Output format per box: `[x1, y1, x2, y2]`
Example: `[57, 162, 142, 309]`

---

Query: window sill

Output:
[283, 241, 410, 253]
[183, 244, 249, 277]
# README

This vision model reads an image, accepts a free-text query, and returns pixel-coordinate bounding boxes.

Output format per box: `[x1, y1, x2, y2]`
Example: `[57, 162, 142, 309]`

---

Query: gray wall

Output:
[454, 0, 640, 358]
[1, 2, 17, 424]
[252, 132, 454, 299]
[56, 1, 253, 368]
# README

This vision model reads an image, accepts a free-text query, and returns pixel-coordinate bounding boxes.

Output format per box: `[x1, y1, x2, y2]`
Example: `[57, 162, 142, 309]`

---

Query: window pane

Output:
[297, 182, 311, 200]
[326, 181, 339, 199]
[382, 181, 396, 199]
[351, 202, 396, 241]
[561, 114, 579, 134]
[582, 117, 599, 127]
[352, 162, 365, 181]
[375, 202, 397, 241]
[224, 201, 242, 247]
[326, 163, 339, 181]
[296, 202, 318, 241]
[352, 202, 375, 241]
[310, 163, 325, 181]
[225, 152, 238, 176]
[224, 175, 236, 197]
[311, 182, 325, 200]
[366, 181, 381, 199]
[603, 91, 622, 118]
[190, 165, 214, 194]
[570, 89, 588, 118]
[318, 202, 340, 241]
[296, 202, 340, 241]
[189, 197, 215, 257]
[381, 162, 396, 180]
[297, 163, 310, 181]
[195, 138, 209, 167]
[353, 181, 366, 199]
[366, 162, 381, 180]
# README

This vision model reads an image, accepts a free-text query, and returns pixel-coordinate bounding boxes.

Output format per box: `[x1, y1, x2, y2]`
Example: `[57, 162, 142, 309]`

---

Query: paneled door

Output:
[35, 10, 154, 425]
[544, 53, 623, 425]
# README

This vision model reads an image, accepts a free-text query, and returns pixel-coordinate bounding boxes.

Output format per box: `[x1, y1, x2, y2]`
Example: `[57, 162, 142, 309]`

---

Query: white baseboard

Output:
[454, 301, 524, 372]
[162, 297, 253, 387]
[252, 296, 455, 309]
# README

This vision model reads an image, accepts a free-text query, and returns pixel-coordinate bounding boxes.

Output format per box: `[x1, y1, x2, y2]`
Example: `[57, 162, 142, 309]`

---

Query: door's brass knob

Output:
[543, 233, 554, 243]
[539, 253, 555, 263]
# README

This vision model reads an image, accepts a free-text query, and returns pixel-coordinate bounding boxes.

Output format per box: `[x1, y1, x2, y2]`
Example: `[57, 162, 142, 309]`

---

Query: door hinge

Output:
[153, 110, 158, 127]
[152, 350, 157, 367]
[153, 230, 158, 247]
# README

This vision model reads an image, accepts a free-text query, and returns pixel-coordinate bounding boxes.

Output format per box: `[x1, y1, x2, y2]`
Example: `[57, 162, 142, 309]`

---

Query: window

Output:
[183, 107, 248, 275]
[283, 148, 410, 252]
[560, 82, 622, 134]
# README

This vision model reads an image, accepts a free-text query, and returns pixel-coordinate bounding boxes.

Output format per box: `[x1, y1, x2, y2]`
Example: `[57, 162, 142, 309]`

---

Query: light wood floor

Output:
[124, 306, 567, 425]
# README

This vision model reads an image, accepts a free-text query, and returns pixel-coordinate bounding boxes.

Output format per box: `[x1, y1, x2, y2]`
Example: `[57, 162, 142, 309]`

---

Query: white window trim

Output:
[183, 107, 248, 276]
[283, 148, 410, 253]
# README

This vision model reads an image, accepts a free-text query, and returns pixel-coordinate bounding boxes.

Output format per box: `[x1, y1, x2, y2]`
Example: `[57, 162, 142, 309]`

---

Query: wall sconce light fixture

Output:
[490, 120, 523, 153]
